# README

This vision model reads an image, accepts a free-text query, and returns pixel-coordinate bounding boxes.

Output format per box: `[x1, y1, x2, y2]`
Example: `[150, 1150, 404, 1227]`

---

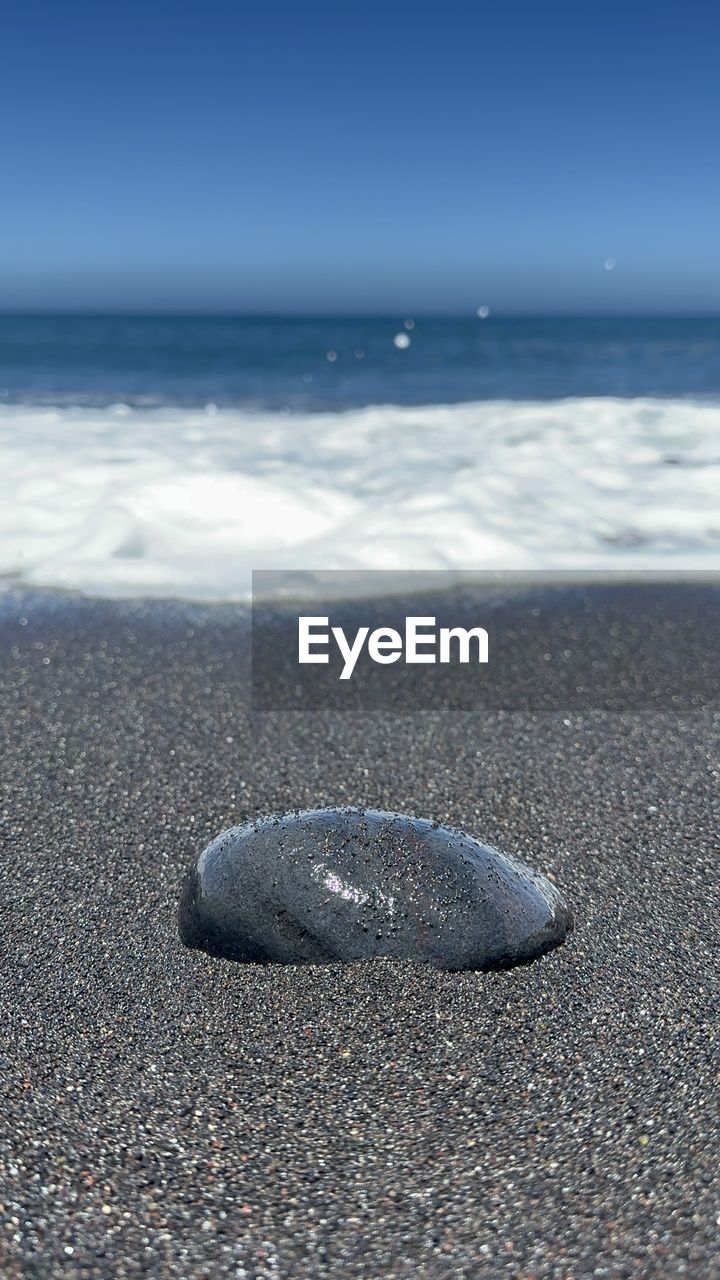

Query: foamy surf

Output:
[1, 397, 719, 600]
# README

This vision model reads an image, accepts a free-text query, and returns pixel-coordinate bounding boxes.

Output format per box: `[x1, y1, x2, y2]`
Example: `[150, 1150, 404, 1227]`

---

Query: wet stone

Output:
[178, 807, 573, 971]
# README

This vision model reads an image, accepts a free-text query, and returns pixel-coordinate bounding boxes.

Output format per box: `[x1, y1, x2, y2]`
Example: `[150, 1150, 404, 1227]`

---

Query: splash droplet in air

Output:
[477, 305, 490, 319]
[604, 258, 616, 271]
[393, 332, 411, 350]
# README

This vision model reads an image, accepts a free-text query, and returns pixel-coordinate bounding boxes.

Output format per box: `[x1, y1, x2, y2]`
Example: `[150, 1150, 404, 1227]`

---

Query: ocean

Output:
[1, 314, 719, 599]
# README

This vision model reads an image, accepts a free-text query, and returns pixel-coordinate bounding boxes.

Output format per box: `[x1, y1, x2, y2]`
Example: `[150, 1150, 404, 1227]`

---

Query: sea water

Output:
[1, 314, 719, 599]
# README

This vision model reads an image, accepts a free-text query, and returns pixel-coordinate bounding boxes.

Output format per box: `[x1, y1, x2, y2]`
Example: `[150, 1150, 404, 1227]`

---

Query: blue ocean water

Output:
[1, 314, 720, 408]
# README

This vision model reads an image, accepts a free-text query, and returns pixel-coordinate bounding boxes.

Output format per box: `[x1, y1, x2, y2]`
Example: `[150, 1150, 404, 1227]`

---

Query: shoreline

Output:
[3, 565, 720, 610]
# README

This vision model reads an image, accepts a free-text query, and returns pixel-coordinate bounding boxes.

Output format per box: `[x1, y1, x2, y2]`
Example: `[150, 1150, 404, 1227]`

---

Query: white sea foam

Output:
[1, 397, 719, 600]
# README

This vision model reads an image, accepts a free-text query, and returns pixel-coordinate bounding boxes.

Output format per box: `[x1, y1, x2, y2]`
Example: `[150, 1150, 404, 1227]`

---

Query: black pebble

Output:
[178, 807, 572, 971]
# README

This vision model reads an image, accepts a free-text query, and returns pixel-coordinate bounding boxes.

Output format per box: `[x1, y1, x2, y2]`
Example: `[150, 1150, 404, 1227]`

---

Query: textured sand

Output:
[0, 586, 718, 1279]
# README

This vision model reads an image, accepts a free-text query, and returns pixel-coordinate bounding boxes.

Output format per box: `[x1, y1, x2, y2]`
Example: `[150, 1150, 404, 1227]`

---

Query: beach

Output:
[5, 0, 720, 1272]
[1, 584, 718, 1278]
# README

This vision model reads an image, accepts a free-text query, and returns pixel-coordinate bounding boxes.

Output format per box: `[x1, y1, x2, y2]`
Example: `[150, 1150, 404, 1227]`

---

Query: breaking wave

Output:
[1, 397, 719, 599]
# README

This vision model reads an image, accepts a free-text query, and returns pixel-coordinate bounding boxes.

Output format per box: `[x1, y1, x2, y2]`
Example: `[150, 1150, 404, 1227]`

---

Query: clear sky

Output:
[2, 0, 718, 314]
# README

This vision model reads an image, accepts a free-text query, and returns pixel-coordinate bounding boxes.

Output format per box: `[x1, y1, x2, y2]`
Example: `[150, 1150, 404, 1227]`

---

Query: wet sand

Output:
[1, 585, 718, 1278]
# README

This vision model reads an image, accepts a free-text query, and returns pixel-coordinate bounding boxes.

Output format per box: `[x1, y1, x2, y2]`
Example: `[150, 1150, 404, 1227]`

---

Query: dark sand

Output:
[1, 585, 718, 1279]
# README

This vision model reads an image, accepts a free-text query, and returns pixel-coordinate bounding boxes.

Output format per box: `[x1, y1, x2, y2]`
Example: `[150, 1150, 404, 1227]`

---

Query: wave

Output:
[1, 397, 719, 599]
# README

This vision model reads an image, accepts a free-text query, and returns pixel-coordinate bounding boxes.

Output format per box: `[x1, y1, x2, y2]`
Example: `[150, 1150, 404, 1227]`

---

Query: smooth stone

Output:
[178, 807, 572, 971]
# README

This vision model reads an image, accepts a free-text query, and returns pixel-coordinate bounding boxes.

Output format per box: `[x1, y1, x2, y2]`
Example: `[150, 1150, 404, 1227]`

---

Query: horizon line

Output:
[2, 309, 720, 321]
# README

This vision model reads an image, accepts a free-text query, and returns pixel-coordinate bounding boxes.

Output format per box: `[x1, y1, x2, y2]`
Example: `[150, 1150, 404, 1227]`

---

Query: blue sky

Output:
[2, 0, 718, 313]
